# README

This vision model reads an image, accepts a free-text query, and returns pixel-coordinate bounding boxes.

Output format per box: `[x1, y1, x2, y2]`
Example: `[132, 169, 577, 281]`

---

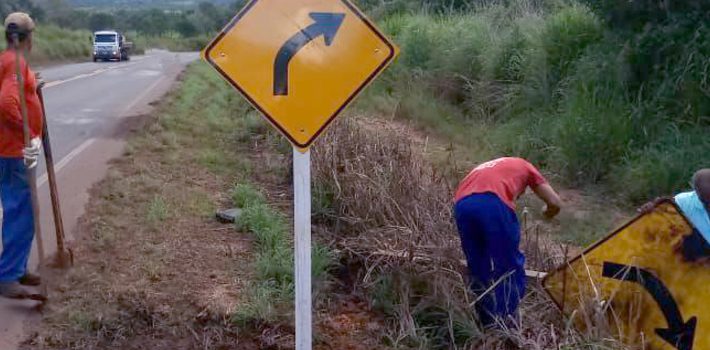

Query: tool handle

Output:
[37, 86, 69, 266]
[12, 35, 47, 297]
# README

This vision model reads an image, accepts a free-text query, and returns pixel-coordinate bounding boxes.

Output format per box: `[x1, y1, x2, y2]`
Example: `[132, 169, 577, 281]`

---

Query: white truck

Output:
[93, 30, 132, 62]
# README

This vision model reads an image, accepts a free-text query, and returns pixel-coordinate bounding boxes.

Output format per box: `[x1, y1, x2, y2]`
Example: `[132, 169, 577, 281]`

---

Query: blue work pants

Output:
[0, 158, 34, 283]
[454, 192, 525, 327]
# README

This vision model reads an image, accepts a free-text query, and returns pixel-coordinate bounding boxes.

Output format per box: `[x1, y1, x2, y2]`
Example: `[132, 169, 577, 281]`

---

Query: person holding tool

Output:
[453, 157, 562, 327]
[0, 12, 44, 299]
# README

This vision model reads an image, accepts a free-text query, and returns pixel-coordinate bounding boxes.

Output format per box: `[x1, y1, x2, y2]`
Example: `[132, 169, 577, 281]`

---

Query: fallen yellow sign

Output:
[202, 0, 398, 148]
[544, 200, 709, 350]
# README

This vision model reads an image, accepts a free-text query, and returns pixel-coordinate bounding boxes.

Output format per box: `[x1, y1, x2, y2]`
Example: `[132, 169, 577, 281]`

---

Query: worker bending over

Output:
[453, 157, 562, 327]
[0, 13, 43, 299]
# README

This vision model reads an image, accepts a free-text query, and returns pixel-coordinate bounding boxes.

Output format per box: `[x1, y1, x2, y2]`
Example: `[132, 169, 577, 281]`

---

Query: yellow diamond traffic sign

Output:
[202, 0, 398, 148]
[543, 200, 709, 350]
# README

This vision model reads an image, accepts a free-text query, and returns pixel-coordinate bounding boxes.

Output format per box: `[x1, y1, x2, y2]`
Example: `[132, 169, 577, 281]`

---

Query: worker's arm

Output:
[532, 183, 562, 219]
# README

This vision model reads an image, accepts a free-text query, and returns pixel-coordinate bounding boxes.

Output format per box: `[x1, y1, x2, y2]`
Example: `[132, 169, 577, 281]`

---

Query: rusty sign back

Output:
[544, 200, 709, 350]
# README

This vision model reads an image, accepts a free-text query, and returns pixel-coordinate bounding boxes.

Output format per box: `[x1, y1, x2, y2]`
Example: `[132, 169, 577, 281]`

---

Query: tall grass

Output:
[367, 0, 709, 202]
[310, 117, 628, 349]
[0, 24, 92, 63]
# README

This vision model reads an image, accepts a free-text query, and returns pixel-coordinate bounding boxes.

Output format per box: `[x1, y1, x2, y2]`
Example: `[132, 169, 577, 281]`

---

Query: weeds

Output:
[310, 116, 632, 349]
[365, 0, 709, 202]
[232, 183, 266, 209]
[231, 182, 334, 326]
[1, 25, 92, 63]
[147, 195, 169, 223]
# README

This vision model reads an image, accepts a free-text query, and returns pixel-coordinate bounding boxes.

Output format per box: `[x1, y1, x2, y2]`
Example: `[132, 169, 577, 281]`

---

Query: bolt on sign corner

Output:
[202, 0, 399, 148]
[543, 199, 709, 350]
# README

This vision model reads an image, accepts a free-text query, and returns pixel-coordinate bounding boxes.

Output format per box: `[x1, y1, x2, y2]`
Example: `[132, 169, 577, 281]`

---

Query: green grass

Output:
[136, 61, 335, 327]
[0, 25, 92, 64]
[140, 34, 212, 52]
[147, 195, 169, 223]
[232, 182, 334, 325]
[362, 0, 709, 204]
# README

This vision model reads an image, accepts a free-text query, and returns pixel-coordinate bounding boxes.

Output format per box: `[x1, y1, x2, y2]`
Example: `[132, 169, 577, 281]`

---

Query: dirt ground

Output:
[22, 118, 257, 349]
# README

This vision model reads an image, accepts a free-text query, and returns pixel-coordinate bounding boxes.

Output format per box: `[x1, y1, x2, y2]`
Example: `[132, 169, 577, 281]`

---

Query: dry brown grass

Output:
[311, 116, 631, 349]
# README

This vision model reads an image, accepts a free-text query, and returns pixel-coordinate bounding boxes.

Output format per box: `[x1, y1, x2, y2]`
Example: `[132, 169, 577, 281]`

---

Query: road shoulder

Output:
[22, 63, 257, 349]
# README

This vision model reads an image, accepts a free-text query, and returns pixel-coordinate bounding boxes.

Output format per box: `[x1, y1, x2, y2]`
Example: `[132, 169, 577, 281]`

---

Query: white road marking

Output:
[37, 138, 95, 188]
[121, 74, 166, 115]
[43, 56, 151, 89]
[37, 57, 167, 188]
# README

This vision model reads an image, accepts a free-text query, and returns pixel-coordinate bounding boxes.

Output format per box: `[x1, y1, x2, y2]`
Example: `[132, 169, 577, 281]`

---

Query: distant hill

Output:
[67, 0, 235, 9]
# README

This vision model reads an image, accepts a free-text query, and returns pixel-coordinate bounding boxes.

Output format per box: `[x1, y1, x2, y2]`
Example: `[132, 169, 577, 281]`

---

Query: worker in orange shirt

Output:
[454, 157, 562, 327]
[0, 13, 44, 299]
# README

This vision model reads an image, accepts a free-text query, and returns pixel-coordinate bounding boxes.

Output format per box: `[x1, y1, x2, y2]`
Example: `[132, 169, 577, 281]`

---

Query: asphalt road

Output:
[0, 50, 199, 350]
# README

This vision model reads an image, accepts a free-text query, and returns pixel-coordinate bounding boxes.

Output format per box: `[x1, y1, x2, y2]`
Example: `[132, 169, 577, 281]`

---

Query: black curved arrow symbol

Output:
[602, 262, 697, 350]
[273, 12, 346, 96]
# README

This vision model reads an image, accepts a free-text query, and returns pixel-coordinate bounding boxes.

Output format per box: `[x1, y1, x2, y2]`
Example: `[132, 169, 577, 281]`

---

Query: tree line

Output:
[1, 0, 245, 37]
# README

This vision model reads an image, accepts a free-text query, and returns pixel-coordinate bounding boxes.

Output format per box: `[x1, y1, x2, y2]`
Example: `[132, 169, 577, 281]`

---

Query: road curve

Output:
[0, 49, 199, 350]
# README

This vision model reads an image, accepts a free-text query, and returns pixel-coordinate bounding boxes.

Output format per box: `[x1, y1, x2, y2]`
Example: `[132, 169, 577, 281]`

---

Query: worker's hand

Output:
[35, 72, 45, 90]
[542, 204, 560, 220]
[23, 137, 41, 169]
[637, 197, 668, 215]
[637, 202, 655, 215]
[533, 183, 562, 220]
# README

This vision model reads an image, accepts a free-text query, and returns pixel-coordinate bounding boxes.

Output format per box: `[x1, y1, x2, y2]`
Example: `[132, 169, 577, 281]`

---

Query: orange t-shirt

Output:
[454, 157, 548, 209]
[0, 49, 43, 157]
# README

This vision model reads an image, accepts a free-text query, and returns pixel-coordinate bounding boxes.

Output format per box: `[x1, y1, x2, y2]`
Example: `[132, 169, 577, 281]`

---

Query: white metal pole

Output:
[293, 147, 312, 350]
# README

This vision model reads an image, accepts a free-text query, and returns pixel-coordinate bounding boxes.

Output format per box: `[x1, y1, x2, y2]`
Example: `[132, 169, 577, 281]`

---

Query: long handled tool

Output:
[37, 86, 72, 268]
[12, 34, 48, 300]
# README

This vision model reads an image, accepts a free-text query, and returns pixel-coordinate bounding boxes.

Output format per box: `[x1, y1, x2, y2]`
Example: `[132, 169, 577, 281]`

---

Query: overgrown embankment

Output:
[307, 116, 628, 349]
[359, 0, 709, 202]
[1, 25, 92, 64]
[22, 56, 639, 348]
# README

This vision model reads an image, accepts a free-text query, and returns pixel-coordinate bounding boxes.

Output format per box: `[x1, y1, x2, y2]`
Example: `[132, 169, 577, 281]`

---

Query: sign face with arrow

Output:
[543, 200, 709, 350]
[202, 0, 398, 148]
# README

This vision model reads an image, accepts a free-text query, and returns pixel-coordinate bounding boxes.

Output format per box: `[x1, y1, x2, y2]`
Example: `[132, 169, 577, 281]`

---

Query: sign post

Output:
[202, 0, 398, 348]
[293, 148, 312, 348]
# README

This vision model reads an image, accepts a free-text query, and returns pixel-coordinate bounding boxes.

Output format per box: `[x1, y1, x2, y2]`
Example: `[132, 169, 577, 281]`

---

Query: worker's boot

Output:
[0, 282, 32, 299]
[19, 273, 41, 286]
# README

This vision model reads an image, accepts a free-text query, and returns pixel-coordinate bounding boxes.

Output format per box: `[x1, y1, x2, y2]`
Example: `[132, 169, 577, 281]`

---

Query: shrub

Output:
[551, 48, 631, 182]
[615, 128, 710, 201]
[371, 0, 708, 203]
[541, 4, 603, 85]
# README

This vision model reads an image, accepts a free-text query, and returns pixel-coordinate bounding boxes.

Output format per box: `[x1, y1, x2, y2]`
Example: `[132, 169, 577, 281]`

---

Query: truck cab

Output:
[93, 31, 131, 62]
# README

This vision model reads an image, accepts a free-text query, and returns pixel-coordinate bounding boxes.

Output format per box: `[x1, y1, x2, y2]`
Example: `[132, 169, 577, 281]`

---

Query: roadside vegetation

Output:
[22, 59, 629, 349]
[358, 0, 709, 203]
[15, 0, 707, 349]
[0, 25, 92, 64]
[2, 0, 238, 57]
[230, 181, 334, 327]
[23, 63, 254, 349]
[22, 63, 384, 350]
